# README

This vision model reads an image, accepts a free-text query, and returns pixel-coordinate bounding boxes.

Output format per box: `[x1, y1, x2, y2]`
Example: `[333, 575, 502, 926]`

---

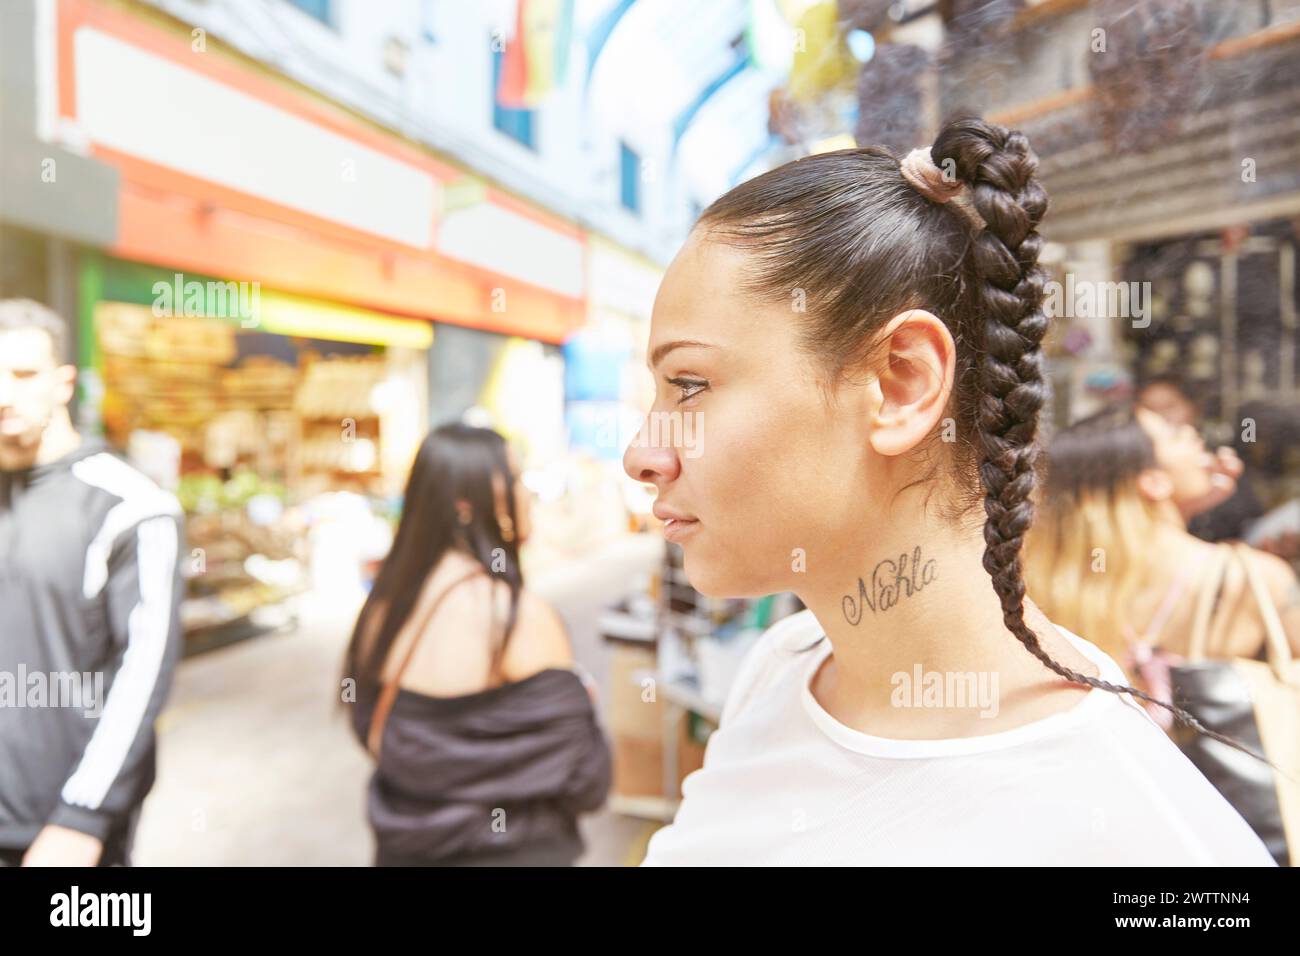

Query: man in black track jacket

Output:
[0, 299, 184, 866]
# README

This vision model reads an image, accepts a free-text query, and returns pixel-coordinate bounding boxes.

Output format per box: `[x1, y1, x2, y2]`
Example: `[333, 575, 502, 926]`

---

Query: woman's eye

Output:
[667, 377, 707, 404]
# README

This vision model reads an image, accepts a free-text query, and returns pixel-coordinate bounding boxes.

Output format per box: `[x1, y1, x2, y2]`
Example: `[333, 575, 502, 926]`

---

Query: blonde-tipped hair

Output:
[1026, 478, 1164, 661]
[1024, 401, 1168, 660]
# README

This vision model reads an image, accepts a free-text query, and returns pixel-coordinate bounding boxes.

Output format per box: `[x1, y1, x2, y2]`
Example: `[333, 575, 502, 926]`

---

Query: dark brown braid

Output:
[932, 118, 1269, 766]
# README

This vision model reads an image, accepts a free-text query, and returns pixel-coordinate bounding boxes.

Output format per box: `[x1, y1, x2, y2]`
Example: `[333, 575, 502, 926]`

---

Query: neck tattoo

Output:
[842, 545, 938, 625]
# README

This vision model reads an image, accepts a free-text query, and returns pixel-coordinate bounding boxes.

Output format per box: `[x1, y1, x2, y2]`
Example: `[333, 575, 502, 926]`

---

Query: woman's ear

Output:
[867, 310, 956, 458]
[1135, 467, 1174, 502]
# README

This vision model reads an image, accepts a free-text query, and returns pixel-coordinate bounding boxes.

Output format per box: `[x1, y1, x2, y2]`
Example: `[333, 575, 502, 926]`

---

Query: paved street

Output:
[133, 533, 665, 866]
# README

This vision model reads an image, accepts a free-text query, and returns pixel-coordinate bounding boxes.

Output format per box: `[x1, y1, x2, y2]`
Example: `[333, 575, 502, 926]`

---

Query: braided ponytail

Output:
[932, 118, 1268, 764]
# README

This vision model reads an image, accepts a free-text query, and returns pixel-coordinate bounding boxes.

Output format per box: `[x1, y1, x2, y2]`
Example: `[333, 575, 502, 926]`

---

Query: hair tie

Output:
[899, 146, 963, 204]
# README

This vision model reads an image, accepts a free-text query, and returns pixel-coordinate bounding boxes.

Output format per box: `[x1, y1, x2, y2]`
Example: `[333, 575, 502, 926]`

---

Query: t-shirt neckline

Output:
[798, 624, 1123, 759]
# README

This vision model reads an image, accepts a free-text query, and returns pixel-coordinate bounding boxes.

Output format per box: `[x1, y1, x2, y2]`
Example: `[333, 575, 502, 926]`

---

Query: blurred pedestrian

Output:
[0, 299, 184, 867]
[1135, 375, 1268, 544]
[342, 423, 611, 866]
[1027, 401, 1300, 726]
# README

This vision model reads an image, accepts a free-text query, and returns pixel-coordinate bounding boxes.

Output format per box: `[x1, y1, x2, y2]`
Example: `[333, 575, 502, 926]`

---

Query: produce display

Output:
[95, 303, 390, 640]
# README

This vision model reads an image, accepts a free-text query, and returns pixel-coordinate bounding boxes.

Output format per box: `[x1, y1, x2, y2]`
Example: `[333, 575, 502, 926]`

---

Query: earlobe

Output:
[868, 412, 919, 457]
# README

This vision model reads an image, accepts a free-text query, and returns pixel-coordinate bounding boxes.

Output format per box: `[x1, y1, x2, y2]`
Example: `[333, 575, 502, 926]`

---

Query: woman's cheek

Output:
[1176, 466, 1212, 502]
[690, 401, 769, 516]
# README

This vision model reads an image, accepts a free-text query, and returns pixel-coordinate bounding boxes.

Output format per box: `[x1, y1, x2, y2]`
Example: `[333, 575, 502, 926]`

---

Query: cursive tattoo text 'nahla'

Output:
[842, 546, 938, 625]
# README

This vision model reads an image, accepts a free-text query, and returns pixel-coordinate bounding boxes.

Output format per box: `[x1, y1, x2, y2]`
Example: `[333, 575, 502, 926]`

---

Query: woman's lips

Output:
[661, 517, 700, 543]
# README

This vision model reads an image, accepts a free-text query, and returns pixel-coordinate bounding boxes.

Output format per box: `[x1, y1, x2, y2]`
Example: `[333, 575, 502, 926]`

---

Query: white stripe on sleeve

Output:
[61, 515, 179, 810]
[73, 454, 181, 599]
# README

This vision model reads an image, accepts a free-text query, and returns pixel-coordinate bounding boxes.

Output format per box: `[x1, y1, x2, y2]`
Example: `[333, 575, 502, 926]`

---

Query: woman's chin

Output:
[681, 557, 770, 600]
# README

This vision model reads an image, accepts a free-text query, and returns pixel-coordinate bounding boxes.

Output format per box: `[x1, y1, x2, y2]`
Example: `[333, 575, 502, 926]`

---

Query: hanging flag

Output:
[496, 0, 529, 108]
[553, 0, 574, 87]
[787, 0, 852, 103]
[527, 0, 576, 103]
[497, 0, 576, 109]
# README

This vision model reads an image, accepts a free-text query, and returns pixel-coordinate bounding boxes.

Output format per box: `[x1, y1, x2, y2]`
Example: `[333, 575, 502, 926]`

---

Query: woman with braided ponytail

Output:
[624, 115, 1276, 865]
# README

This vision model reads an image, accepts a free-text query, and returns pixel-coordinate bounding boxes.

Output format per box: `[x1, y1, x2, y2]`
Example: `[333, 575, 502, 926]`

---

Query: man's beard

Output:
[0, 415, 52, 470]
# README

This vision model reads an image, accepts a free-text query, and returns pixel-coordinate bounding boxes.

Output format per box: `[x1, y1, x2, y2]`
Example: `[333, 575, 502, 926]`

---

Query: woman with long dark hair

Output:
[344, 423, 612, 866]
[623, 116, 1276, 864]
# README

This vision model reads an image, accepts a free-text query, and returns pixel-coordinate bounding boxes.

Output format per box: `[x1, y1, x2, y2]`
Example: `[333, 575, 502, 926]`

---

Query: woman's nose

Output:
[623, 417, 682, 486]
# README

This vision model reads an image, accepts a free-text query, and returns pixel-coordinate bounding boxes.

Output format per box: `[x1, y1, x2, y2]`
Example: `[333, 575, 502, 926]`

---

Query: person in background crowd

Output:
[623, 117, 1274, 865]
[342, 423, 612, 866]
[1026, 402, 1300, 725]
[0, 299, 185, 867]
[1135, 375, 1269, 546]
[1232, 398, 1300, 562]
[1135, 375, 1201, 430]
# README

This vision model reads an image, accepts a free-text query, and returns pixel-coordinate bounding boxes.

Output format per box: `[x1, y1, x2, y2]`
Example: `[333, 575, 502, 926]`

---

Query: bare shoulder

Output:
[431, 569, 496, 623]
[1241, 546, 1299, 601]
[498, 588, 575, 681]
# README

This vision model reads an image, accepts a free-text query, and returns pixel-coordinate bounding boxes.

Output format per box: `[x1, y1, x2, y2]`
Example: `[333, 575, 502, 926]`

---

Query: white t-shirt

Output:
[641, 609, 1277, 866]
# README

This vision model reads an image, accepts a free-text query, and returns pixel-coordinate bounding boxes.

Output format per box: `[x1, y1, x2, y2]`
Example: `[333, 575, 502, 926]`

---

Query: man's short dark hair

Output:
[1138, 372, 1208, 405]
[1137, 372, 1191, 397]
[0, 298, 69, 363]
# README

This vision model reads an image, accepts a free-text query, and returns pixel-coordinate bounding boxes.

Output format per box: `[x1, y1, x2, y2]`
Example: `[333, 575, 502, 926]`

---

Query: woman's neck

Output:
[794, 498, 1100, 733]
[1152, 495, 1189, 532]
[1141, 511, 1214, 581]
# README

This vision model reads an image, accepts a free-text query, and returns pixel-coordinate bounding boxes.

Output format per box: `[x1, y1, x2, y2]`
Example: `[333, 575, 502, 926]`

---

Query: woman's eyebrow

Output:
[648, 339, 718, 370]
